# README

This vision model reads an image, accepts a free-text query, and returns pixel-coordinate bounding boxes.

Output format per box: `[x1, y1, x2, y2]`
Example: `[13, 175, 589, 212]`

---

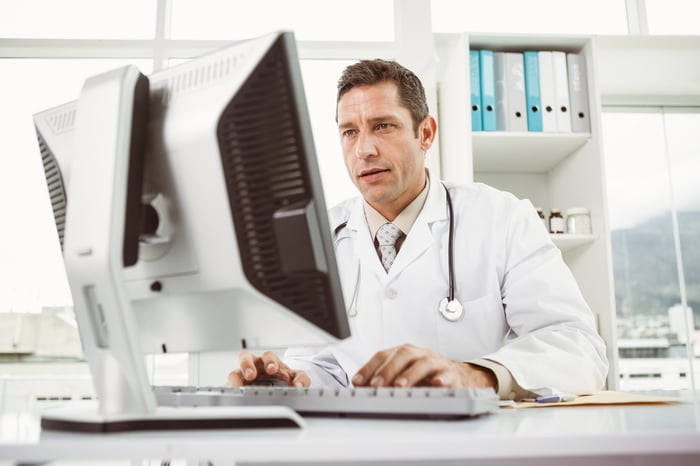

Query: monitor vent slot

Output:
[35, 130, 68, 251]
[160, 49, 249, 105]
[46, 108, 76, 134]
[217, 38, 335, 332]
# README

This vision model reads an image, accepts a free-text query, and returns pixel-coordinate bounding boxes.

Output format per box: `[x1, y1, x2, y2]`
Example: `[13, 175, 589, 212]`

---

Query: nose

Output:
[355, 132, 377, 160]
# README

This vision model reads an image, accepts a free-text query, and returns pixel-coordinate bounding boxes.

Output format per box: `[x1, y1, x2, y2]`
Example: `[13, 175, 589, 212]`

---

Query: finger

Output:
[238, 350, 259, 381]
[432, 363, 497, 388]
[363, 345, 422, 387]
[373, 345, 434, 387]
[290, 370, 311, 388]
[225, 369, 247, 387]
[352, 349, 392, 386]
[431, 371, 457, 387]
[391, 354, 441, 387]
[260, 351, 283, 375]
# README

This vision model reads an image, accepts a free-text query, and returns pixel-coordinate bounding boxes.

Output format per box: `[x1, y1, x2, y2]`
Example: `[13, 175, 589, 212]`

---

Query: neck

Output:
[369, 172, 427, 221]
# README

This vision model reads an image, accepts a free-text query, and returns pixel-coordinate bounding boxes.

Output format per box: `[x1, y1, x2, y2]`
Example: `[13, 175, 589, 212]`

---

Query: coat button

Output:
[386, 288, 398, 299]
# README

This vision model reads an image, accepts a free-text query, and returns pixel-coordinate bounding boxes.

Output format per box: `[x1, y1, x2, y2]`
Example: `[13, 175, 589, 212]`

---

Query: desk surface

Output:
[2, 402, 700, 465]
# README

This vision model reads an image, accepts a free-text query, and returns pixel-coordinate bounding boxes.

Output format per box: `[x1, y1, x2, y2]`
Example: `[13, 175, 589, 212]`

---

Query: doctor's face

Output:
[337, 81, 436, 220]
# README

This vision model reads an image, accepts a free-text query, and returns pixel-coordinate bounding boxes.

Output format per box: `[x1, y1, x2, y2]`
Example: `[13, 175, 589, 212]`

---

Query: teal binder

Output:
[479, 50, 496, 131]
[523, 51, 542, 132]
[470, 50, 482, 131]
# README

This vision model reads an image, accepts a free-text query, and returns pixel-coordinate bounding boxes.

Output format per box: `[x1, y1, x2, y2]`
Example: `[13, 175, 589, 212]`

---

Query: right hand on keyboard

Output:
[226, 349, 311, 388]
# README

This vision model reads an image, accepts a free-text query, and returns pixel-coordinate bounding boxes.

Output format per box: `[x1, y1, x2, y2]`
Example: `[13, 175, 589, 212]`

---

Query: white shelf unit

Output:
[550, 234, 597, 252]
[435, 33, 618, 389]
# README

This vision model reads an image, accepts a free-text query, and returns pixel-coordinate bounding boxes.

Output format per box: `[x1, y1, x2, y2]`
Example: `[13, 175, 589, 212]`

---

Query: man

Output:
[227, 59, 608, 400]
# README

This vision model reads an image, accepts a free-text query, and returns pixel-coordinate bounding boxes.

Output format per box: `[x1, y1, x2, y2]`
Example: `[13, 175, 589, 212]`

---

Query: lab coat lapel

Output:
[388, 180, 449, 277]
[345, 198, 388, 278]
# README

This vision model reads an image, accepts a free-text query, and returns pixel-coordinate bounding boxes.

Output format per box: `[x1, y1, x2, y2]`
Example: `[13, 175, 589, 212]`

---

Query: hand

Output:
[351, 344, 497, 389]
[225, 349, 311, 388]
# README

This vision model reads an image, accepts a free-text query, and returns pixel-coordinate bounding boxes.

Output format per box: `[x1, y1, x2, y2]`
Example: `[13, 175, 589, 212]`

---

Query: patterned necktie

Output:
[377, 222, 403, 272]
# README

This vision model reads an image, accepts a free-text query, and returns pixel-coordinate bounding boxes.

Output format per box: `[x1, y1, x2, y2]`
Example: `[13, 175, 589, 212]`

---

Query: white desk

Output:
[2, 402, 700, 465]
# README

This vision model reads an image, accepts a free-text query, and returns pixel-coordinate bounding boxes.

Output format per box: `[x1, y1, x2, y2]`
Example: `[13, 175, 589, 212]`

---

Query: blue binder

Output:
[479, 50, 497, 131]
[469, 50, 482, 131]
[523, 51, 542, 132]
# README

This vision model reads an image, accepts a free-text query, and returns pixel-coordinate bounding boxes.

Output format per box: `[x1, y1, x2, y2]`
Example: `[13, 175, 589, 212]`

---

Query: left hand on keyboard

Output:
[226, 349, 311, 388]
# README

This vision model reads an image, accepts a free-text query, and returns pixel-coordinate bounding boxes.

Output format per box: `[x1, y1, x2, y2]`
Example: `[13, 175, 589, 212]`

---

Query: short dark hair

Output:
[336, 59, 429, 134]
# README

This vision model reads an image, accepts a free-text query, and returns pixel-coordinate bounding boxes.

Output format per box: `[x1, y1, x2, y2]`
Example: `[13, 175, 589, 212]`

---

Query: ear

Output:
[419, 115, 437, 151]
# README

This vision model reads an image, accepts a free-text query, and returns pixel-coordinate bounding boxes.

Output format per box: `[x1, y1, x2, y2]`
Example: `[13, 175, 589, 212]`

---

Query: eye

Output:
[377, 123, 391, 130]
[342, 129, 357, 137]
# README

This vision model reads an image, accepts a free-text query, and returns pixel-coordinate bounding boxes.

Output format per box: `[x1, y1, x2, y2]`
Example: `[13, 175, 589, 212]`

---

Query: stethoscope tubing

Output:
[444, 183, 456, 302]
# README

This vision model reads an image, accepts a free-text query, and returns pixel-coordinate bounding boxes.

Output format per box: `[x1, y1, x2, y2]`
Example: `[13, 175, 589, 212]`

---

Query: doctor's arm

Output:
[481, 200, 609, 396]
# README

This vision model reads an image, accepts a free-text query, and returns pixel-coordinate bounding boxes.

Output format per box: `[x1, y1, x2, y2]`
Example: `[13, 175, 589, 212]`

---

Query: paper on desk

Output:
[502, 390, 681, 409]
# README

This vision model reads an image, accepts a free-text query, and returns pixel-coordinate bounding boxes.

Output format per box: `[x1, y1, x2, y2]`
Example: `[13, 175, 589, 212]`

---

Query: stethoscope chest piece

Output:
[438, 297, 463, 321]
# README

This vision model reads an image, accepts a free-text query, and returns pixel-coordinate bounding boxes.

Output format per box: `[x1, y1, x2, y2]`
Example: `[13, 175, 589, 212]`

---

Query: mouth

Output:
[359, 168, 389, 179]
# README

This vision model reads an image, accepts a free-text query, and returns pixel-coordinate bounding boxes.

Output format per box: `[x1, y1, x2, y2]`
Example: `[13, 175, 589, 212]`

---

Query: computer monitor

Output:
[33, 31, 350, 431]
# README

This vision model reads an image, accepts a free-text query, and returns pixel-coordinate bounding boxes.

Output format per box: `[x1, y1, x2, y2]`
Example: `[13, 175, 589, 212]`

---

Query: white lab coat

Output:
[285, 178, 608, 395]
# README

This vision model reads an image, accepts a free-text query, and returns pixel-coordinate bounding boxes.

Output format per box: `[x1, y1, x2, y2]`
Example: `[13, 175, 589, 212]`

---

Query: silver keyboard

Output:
[154, 385, 499, 419]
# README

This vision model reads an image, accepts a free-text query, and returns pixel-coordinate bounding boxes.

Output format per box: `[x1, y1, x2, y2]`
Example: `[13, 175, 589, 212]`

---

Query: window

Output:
[170, 0, 394, 41]
[0, 59, 153, 310]
[431, 0, 629, 35]
[646, 0, 700, 35]
[601, 109, 700, 391]
[0, 1, 157, 39]
[299, 60, 358, 207]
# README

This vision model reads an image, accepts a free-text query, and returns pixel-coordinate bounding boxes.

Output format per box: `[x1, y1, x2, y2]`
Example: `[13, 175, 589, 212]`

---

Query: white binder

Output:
[567, 52, 591, 133]
[494, 51, 527, 132]
[494, 51, 508, 131]
[538, 51, 557, 132]
[505, 52, 527, 132]
[552, 51, 572, 132]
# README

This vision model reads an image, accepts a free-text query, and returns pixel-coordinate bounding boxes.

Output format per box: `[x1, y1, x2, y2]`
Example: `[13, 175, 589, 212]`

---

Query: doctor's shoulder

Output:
[446, 182, 544, 233]
[446, 181, 531, 214]
[328, 196, 360, 235]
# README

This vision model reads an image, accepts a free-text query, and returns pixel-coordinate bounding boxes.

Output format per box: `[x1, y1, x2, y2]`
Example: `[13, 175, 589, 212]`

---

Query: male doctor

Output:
[227, 59, 608, 400]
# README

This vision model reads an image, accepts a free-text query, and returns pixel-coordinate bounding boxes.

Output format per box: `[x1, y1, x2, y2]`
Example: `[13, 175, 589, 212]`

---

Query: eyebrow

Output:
[338, 114, 400, 131]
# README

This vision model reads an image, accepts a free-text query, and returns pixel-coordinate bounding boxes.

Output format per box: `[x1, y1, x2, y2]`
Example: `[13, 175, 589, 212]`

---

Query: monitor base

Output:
[41, 400, 304, 433]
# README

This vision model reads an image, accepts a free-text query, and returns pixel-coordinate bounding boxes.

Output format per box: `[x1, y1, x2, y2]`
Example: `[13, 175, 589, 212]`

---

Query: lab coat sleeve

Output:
[484, 199, 608, 395]
[469, 357, 533, 400]
[283, 346, 349, 388]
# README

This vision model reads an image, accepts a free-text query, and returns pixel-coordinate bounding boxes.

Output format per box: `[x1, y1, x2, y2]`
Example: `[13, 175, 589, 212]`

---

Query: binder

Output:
[567, 52, 591, 132]
[537, 51, 557, 132]
[506, 52, 528, 131]
[495, 52, 527, 132]
[494, 52, 507, 131]
[479, 49, 497, 131]
[523, 51, 542, 132]
[552, 51, 572, 132]
[469, 50, 482, 131]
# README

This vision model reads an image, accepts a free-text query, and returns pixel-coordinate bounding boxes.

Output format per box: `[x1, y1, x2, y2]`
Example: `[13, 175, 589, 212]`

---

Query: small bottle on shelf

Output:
[566, 207, 592, 235]
[549, 208, 565, 234]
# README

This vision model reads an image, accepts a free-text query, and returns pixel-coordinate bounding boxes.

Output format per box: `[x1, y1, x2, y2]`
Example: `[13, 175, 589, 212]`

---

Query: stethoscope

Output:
[334, 183, 464, 322]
